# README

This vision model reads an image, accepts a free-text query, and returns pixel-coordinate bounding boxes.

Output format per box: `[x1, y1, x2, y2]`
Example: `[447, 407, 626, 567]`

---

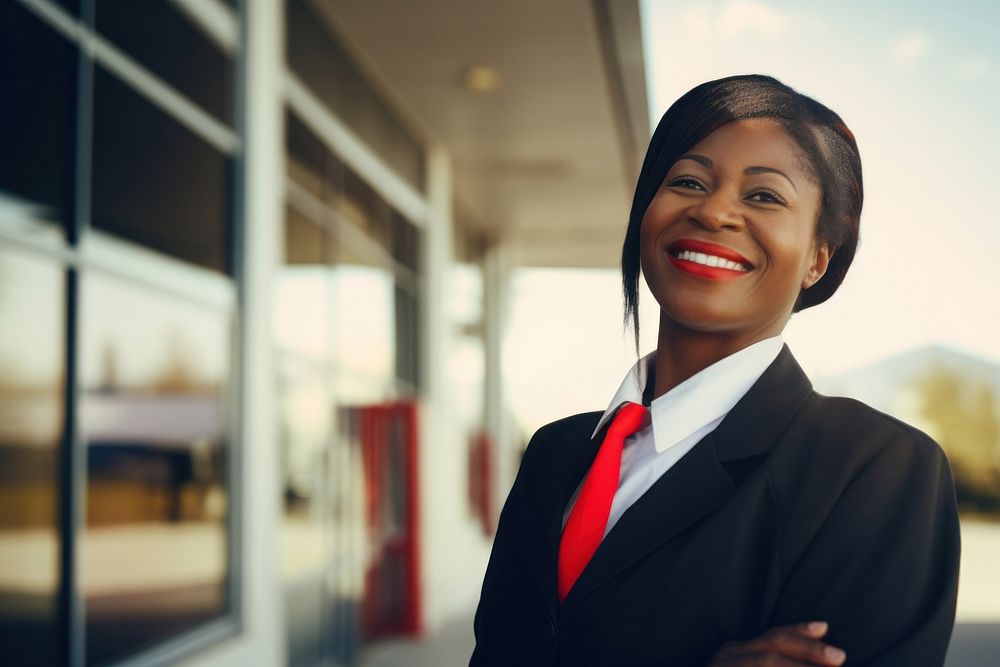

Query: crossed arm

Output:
[726, 430, 961, 666]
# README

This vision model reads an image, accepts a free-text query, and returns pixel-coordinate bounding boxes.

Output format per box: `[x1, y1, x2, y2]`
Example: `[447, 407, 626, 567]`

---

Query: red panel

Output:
[468, 430, 495, 537]
[359, 400, 422, 640]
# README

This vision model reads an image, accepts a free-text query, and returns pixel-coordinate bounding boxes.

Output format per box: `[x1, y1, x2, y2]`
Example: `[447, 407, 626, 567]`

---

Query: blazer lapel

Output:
[561, 343, 815, 607]
[562, 430, 734, 605]
[520, 411, 605, 622]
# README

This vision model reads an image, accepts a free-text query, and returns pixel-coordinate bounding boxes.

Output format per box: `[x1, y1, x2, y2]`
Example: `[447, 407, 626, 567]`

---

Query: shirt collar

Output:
[590, 335, 785, 452]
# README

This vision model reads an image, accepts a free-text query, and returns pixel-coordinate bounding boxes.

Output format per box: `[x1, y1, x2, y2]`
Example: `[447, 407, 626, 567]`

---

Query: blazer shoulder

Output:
[767, 393, 958, 586]
[522, 410, 603, 462]
[528, 409, 604, 444]
[767, 392, 952, 520]
[799, 392, 946, 459]
[535, 409, 604, 432]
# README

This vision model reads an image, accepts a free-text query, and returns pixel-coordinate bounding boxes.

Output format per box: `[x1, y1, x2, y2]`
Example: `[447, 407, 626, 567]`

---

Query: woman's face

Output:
[639, 118, 830, 340]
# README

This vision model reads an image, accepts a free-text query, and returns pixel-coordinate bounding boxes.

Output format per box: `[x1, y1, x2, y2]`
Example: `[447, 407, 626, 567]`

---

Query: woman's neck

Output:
[652, 313, 782, 399]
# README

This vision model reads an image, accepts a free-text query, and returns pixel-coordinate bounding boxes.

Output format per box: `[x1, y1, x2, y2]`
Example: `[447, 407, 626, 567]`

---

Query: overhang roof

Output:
[316, 0, 650, 267]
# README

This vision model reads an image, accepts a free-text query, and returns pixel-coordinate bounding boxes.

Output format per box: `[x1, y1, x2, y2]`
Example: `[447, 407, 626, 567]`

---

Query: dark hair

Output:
[621, 74, 863, 357]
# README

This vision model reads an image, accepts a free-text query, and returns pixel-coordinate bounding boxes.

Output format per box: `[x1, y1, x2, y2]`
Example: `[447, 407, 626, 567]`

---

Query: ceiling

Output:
[316, 0, 650, 268]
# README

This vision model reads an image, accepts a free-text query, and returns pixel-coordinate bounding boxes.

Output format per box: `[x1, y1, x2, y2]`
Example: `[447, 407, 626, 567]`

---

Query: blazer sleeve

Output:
[767, 429, 962, 666]
[470, 425, 551, 667]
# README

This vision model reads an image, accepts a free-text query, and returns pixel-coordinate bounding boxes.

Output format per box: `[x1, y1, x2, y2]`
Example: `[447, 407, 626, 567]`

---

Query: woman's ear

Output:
[802, 241, 832, 290]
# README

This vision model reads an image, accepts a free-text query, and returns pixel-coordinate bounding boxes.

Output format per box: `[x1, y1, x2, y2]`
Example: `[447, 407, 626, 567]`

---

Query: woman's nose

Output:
[686, 190, 745, 231]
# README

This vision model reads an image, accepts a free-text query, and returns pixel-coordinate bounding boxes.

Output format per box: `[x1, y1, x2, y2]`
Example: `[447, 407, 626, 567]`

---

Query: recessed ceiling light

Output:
[462, 65, 501, 93]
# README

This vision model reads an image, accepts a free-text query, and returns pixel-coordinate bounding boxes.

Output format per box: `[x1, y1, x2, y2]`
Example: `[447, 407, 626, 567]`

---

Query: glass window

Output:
[277, 360, 334, 666]
[285, 0, 424, 191]
[0, 249, 65, 666]
[79, 269, 231, 666]
[339, 169, 391, 253]
[0, 3, 77, 242]
[279, 87, 430, 664]
[276, 364, 370, 666]
[285, 203, 329, 267]
[275, 203, 335, 363]
[286, 110, 333, 200]
[91, 67, 232, 274]
[332, 244, 395, 383]
[390, 209, 421, 275]
[53, 0, 80, 13]
[394, 282, 420, 391]
[95, 0, 234, 124]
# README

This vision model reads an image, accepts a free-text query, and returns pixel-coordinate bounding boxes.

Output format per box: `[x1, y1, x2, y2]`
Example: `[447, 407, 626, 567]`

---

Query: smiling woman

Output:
[642, 119, 829, 350]
[472, 74, 960, 667]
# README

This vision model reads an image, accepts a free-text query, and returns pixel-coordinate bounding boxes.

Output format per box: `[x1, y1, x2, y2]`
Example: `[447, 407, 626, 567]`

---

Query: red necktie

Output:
[558, 401, 648, 603]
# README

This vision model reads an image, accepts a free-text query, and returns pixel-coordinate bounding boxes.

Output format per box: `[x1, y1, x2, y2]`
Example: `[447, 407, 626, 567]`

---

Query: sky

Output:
[506, 0, 1000, 437]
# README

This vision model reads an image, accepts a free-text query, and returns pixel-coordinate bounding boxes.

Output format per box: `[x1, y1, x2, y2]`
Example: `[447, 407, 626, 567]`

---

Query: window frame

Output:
[4, 1, 247, 665]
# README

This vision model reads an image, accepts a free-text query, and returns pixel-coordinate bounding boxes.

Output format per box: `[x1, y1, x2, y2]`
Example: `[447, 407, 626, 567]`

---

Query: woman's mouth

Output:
[666, 239, 753, 280]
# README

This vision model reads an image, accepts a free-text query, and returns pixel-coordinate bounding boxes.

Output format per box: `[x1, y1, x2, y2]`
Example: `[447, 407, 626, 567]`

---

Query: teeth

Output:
[675, 249, 749, 272]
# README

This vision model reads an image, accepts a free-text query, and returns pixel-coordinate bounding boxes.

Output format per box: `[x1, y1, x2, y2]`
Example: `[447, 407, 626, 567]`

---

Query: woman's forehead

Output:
[672, 118, 815, 188]
[679, 119, 806, 171]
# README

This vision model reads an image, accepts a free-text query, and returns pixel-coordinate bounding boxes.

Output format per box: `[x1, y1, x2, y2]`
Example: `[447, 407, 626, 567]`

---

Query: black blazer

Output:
[470, 344, 961, 666]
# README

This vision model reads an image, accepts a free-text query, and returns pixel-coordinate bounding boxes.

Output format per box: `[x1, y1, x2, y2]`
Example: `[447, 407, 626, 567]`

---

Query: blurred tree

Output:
[96, 342, 119, 393]
[913, 364, 1000, 512]
[151, 328, 205, 393]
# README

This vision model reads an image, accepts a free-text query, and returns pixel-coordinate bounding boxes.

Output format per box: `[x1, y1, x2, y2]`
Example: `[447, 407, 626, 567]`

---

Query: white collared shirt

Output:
[561, 335, 784, 539]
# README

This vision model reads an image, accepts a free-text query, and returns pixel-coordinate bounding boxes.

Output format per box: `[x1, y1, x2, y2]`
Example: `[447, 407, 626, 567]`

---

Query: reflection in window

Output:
[331, 259, 395, 382]
[0, 250, 65, 666]
[278, 361, 336, 666]
[0, 3, 76, 243]
[274, 264, 334, 365]
[285, 0, 424, 191]
[95, 0, 234, 124]
[394, 282, 420, 390]
[79, 270, 231, 666]
[286, 110, 337, 199]
[46, 0, 80, 14]
[279, 99, 426, 664]
[284, 203, 328, 266]
[91, 67, 232, 274]
[275, 204, 334, 363]
[339, 168, 392, 252]
[390, 209, 421, 274]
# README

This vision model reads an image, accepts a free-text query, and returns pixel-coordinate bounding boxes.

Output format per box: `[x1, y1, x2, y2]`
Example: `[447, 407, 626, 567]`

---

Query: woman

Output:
[470, 74, 961, 666]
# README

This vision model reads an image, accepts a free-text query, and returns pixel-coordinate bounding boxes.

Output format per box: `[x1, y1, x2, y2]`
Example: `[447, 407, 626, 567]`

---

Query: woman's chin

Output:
[659, 300, 754, 335]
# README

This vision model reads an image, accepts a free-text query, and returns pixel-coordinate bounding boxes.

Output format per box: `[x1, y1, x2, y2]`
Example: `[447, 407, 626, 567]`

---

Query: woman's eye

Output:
[747, 190, 784, 205]
[668, 177, 705, 191]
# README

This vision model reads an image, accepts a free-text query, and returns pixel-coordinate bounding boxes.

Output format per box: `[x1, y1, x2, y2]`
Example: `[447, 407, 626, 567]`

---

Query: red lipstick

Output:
[666, 238, 753, 280]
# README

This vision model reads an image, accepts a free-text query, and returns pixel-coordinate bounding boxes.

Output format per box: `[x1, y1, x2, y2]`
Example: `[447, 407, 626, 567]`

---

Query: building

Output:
[0, 1, 649, 665]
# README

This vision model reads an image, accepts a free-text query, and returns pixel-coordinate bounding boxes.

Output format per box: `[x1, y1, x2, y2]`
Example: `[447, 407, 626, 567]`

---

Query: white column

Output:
[483, 241, 516, 510]
[182, 0, 285, 664]
[420, 145, 498, 631]
[419, 144, 455, 633]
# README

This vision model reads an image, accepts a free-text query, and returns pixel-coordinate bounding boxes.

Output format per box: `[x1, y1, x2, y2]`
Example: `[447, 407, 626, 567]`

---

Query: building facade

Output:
[0, 1, 648, 665]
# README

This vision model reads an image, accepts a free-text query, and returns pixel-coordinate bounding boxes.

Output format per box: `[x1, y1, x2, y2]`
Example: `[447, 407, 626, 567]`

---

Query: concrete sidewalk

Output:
[946, 623, 1000, 667]
[358, 613, 475, 667]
